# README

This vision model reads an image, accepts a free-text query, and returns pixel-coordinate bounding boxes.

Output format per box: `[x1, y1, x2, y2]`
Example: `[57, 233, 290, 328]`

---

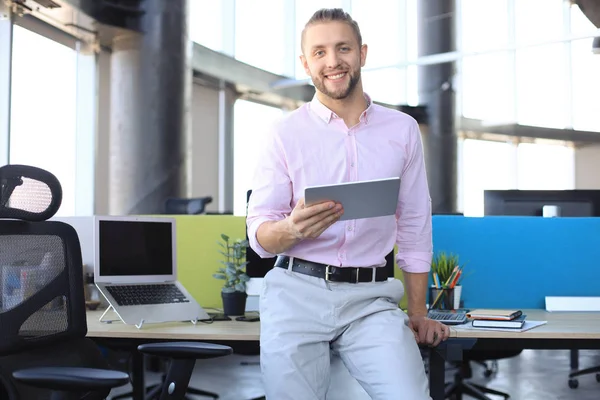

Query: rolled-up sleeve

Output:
[395, 119, 433, 273]
[246, 123, 293, 258]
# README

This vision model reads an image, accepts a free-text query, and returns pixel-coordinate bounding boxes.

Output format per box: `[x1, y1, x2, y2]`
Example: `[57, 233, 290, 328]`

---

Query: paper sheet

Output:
[460, 320, 547, 333]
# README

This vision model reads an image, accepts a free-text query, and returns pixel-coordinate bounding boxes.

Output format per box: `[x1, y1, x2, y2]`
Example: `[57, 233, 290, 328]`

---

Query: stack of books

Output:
[467, 309, 527, 329]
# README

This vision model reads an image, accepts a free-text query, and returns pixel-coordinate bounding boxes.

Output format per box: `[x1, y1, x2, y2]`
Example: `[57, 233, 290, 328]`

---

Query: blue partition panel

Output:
[432, 216, 600, 309]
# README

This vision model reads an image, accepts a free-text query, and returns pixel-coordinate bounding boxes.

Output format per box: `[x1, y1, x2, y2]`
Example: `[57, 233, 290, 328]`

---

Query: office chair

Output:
[0, 165, 234, 400]
[164, 197, 213, 214]
[444, 349, 521, 399]
[567, 349, 600, 388]
[0, 164, 130, 399]
[111, 354, 225, 400]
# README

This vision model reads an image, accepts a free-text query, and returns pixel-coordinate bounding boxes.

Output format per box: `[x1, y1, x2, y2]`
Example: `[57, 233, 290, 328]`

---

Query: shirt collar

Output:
[309, 93, 373, 124]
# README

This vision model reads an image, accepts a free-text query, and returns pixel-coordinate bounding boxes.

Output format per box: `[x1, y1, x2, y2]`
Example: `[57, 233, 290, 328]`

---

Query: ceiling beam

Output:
[191, 44, 315, 106]
[460, 118, 600, 144]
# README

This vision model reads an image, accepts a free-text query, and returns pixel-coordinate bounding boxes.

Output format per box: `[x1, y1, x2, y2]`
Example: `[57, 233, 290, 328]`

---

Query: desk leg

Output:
[570, 349, 579, 370]
[130, 352, 145, 400]
[429, 349, 446, 400]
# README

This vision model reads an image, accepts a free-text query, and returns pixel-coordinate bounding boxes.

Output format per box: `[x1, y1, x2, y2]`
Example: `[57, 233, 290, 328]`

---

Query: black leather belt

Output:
[275, 256, 388, 284]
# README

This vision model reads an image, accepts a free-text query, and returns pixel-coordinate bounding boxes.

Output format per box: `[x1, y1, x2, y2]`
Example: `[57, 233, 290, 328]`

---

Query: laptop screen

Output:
[98, 219, 174, 277]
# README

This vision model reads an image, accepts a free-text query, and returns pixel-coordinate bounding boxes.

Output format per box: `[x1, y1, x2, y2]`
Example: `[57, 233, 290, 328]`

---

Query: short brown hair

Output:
[301, 8, 362, 53]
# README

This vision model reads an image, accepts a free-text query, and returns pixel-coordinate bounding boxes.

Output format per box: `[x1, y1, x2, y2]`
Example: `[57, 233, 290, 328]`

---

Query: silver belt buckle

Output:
[353, 268, 360, 283]
[325, 265, 333, 281]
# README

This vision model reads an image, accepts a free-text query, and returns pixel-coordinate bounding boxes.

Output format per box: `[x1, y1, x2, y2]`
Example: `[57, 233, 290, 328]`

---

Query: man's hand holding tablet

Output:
[285, 197, 344, 240]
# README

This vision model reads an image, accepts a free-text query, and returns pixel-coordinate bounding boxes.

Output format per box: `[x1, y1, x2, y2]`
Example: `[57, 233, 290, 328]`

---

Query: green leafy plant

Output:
[213, 234, 250, 293]
[431, 251, 464, 286]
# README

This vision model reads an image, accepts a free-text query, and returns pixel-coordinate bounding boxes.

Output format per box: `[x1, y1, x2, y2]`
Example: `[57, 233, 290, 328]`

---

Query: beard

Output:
[312, 67, 361, 100]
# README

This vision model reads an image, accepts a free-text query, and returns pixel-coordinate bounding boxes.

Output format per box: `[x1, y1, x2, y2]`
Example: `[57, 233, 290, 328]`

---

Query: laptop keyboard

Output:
[106, 284, 189, 306]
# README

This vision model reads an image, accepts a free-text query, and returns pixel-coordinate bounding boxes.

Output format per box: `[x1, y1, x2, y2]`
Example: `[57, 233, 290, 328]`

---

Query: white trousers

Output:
[259, 264, 431, 400]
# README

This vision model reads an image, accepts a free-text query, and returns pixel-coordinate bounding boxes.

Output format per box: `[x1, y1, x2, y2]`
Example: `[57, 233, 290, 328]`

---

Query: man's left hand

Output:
[408, 315, 450, 347]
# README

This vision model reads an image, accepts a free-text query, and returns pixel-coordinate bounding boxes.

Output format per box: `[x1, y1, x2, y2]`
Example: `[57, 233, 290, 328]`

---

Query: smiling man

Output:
[246, 8, 449, 400]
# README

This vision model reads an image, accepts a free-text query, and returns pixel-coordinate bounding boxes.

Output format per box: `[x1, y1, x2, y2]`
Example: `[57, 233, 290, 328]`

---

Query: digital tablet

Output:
[304, 177, 401, 221]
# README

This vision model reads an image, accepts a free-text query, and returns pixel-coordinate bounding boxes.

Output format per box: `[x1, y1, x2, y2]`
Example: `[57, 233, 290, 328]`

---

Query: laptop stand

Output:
[99, 305, 202, 329]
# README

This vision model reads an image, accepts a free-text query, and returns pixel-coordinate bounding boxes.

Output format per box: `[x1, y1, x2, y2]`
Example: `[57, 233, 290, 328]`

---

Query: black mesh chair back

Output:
[0, 165, 87, 356]
[0, 164, 62, 222]
[0, 165, 127, 400]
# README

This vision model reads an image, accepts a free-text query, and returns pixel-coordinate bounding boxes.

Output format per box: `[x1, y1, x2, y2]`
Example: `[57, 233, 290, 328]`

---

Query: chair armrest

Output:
[138, 341, 232, 359]
[12, 367, 129, 392]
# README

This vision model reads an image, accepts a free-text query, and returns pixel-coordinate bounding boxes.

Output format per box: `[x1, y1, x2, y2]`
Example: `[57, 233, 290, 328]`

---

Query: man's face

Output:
[301, 21, 367, 100]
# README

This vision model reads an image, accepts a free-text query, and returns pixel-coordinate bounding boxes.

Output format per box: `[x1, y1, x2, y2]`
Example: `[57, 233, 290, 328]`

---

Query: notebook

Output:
[466, 309, 523, 321]
[93, 215, 209, 328]
[472, 315, 527, 329]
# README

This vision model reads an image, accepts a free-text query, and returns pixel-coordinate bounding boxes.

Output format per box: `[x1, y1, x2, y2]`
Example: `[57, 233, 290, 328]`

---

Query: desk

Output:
[86, 310, 260, 341]
[86, 309, 600, 400]
[86, 310, 260, 400]
[429, 309, 600, 400]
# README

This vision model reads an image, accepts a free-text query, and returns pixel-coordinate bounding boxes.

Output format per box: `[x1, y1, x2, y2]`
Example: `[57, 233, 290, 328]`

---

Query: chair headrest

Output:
[0, 164, 62, 221]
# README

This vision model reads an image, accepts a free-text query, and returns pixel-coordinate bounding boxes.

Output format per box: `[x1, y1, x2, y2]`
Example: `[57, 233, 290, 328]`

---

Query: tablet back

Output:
[304, 177, 401, 221]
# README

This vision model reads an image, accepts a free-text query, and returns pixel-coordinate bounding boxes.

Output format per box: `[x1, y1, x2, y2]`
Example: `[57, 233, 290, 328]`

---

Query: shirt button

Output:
[347, 226, 353, 231]
[350, 162, 355, 167]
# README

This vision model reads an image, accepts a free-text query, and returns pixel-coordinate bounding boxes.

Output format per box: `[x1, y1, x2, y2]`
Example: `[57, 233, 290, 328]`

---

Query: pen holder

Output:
[428, 287, 455, 310]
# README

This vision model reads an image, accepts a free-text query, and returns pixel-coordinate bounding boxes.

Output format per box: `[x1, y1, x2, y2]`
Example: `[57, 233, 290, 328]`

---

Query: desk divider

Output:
[432, 216, 600, 309]
[173, 215, 246, 309]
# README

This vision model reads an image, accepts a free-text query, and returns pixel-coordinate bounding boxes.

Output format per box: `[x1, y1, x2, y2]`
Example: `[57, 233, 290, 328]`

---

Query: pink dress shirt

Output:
[246, 94, 432, 273]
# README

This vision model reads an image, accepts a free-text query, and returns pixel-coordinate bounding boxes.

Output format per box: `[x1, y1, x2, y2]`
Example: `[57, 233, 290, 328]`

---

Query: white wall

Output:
[575, 144, 600, 189]
[94, 50, 112, 215]
[190, 83, 220, 212]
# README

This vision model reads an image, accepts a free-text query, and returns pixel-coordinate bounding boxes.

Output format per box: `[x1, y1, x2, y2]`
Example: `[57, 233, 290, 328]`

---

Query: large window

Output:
[515, 43, 569, 128]
[459, 138, 575, 216]
[459, 1, 600, 133]
[10, 26, 78, 216]
[517, 142, 574, 190]
[514, 0, 565, 46]
[189, 0, 224, 53]
[460, 0, 509, 53]
[235, 0, 287, 75]
[571, 37, 600, 132]
[460, 139, 516, 217]
[461, 52, 514, 123]
[233, 100, 284, 216]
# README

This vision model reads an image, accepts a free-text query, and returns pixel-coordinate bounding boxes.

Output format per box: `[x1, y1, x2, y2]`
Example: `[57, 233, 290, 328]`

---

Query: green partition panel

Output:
[173, 215, 246, 309]
[172, 215, 409, 310]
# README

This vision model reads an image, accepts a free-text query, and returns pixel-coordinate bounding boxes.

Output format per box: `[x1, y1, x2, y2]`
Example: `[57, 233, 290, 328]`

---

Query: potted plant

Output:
[430, 251, 466, 309]
[213, 234, 250, 316]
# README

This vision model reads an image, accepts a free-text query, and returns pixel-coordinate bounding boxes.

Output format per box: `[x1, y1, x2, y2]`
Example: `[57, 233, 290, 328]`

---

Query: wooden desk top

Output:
[85, 310, 260, 341]
[86, 309, 600, 342]
[450, 309, 600, 340]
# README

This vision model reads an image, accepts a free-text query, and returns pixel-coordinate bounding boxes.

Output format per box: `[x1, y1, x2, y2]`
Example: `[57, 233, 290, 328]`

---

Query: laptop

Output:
[93, 215, 209, 327]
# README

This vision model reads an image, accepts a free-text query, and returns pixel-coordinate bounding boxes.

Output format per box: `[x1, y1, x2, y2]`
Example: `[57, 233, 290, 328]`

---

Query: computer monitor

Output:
[245, 190, 395, 278]
[484, 190, 600, 217]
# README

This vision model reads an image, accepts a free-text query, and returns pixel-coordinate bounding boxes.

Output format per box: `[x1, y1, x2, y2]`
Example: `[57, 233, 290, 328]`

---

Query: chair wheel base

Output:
[568, 378, 579, 389]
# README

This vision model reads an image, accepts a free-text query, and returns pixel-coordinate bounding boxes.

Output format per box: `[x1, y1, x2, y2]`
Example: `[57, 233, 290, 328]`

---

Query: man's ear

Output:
[300, 54, 310, 76]
[360, 44, 368, 68]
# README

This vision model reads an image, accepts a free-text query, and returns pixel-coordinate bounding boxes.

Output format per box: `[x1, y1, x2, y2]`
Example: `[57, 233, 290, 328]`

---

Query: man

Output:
[246, 8, 449, 400]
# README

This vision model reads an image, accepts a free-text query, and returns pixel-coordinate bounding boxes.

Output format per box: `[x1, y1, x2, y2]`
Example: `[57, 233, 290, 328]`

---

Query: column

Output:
[218, 83, 236, 213]
[0, 2, 13, 166]
[418, 0, 458, 214]
[109, 0, 191, 215]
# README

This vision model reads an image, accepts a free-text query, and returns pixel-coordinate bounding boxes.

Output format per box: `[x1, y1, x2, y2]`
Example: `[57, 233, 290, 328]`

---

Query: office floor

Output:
[107, 349, 600, 400]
